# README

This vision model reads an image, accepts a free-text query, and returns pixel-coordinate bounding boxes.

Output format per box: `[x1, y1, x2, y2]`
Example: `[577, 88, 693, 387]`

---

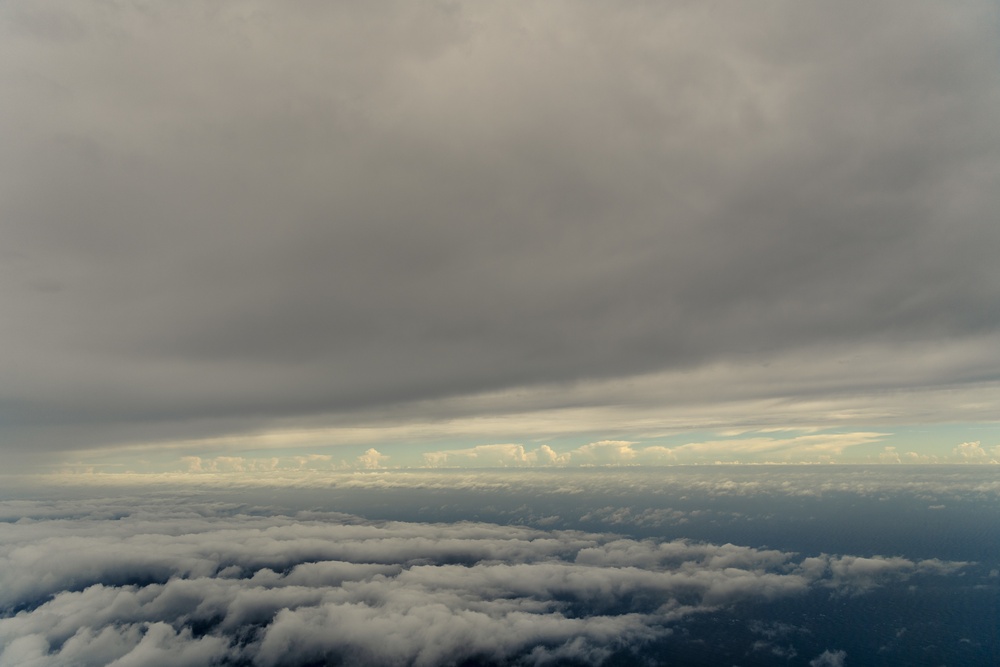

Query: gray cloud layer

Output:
[0, 492, 967, 666]
[2, 1, 999, 461]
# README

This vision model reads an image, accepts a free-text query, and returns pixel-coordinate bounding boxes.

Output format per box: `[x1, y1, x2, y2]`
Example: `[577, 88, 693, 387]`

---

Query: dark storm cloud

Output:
[1, 1, 999, 458]
[0, 492, 969, 666]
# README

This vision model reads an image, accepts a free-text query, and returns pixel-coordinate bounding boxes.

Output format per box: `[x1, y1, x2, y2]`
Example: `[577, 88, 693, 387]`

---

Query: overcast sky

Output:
[2, 1, 999, 472]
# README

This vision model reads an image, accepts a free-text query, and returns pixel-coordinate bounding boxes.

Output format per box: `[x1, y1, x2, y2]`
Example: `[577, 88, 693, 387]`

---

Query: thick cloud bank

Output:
[0, 491, 967, 666]
[2, 0, 1000, 466]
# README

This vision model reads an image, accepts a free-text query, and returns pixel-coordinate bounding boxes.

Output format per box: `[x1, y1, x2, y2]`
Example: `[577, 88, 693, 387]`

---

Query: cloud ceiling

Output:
[2, 0, 999, 463]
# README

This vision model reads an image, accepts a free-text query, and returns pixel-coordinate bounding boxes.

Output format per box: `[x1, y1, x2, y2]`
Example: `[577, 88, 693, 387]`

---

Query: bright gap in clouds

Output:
[54, 421, 1000, 476]
[37, 344, 1000, 475]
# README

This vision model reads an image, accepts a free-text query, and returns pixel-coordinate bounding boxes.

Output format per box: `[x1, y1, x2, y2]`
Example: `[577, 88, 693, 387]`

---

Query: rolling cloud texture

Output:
[0, 489, 967, 666]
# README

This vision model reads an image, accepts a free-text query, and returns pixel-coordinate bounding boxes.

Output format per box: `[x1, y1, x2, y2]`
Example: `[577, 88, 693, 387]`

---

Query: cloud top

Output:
[0, 488, 972, 666]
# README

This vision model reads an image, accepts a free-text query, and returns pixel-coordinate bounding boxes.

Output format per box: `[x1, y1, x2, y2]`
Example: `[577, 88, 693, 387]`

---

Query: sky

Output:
[2, 0, 1000, 474]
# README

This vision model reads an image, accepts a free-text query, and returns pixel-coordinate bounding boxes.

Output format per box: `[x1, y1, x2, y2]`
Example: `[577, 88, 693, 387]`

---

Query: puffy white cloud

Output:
[878, 446, 901, 464]
[0, 622, 231, 667]
[796, 554, 968, 596]
[406, 430, 892, 470]
[421, 439, 668, 468]
[356, 448, 389, 470]
[256, 602, 655, 667]
[534, 444, 571, 466]
[0, 489, 970, 666]
[422, 443, 571, 467]
[580, 506, 690, 528]
[904, 450, 939, 463]
[176, 455, 332, 474]
[810, 648, 847, 667]
[952, 441, 995, 463]
[570, 441, 639, 465]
